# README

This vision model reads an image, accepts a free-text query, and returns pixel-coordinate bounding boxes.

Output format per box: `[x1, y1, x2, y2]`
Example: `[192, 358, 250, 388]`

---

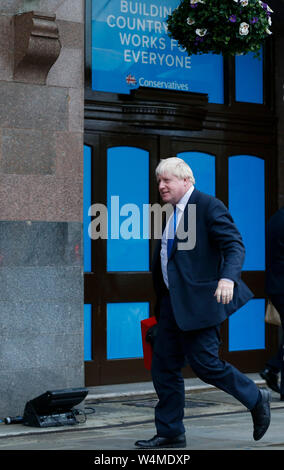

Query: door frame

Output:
[84, 126, 278, 386]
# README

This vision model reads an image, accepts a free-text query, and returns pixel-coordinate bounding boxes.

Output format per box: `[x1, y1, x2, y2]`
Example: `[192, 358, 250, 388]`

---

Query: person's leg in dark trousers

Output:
[151, 295, 186, 438]
[151, 295, 261, 438]
[182, 326, 259, 410]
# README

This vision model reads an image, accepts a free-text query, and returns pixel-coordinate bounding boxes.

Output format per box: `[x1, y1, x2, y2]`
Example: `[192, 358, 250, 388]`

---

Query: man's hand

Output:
[214, 279, 234, 304]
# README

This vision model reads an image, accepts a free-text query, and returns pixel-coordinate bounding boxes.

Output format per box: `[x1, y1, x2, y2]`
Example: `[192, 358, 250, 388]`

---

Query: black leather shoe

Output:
[135, 434, 186, 449]
[260, 368, 280, 393]
[251, 389, 271, 441]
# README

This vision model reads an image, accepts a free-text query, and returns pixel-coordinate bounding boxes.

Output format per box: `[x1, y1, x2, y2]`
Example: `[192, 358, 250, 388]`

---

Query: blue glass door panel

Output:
[107, 146, 149, 272]
[178, 151, 215, 196]
[107, 302, 149, 359]
[84, 304, 92, 361]
[83, 145, 92, 272]
[228, 154, 265, 352]
[229, 299, 265, 351]
[228, 155, 265, 271]
[235, 49, 263, 104]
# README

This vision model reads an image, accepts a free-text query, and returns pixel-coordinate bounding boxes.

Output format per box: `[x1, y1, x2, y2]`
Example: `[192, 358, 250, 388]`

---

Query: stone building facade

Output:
[0, 0, 85, 416]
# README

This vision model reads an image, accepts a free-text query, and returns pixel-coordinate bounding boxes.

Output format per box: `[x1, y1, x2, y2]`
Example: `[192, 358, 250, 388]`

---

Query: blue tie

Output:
[167, 206, 177, 259]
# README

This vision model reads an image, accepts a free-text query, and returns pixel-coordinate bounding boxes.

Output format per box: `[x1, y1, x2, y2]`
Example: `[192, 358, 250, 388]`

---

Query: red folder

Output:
[141, 317, 157, 370]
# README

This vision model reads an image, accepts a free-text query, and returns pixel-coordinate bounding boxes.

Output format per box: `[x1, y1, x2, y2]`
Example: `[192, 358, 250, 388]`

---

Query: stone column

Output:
[0, 0, 85, 416]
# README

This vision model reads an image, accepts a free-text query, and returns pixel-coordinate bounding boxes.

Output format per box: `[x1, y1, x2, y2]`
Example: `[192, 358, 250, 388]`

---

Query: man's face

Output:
[157, 172, 191, 205]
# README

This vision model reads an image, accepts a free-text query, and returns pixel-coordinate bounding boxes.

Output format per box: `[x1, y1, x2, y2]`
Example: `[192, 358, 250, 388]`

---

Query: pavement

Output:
[0, 373, 284, 463]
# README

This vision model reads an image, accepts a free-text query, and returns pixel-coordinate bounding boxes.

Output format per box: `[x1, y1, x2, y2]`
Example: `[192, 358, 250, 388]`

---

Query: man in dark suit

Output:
[260, 207, 284, 399]
[135, 157, 271, 449]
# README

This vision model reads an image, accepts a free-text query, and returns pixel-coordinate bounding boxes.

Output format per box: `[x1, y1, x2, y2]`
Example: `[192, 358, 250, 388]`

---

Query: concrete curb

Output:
[0, 376, 266, 439]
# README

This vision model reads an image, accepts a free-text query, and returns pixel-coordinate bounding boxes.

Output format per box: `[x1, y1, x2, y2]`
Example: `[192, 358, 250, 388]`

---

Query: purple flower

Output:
[194, 36, 204, 44]
[190, 4, 198, 7]
[250, 16, 259, 23]
[229, 14, 237, 23]
[259, 1, 273, 13]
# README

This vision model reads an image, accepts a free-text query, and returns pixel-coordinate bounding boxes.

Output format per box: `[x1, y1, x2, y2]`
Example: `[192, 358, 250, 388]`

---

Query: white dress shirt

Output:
[161, 186, 194, 288]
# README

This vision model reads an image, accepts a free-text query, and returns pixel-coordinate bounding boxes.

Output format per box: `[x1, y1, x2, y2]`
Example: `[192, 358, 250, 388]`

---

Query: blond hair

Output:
[156, 157, 195, 184]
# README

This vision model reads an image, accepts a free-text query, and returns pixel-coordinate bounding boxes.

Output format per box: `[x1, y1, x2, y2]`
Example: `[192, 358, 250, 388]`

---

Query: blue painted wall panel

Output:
[107, 302, 149, 359]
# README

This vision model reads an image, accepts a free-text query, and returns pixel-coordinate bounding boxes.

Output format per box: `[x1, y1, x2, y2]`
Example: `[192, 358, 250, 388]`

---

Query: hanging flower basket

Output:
[167, 0, 273, 57]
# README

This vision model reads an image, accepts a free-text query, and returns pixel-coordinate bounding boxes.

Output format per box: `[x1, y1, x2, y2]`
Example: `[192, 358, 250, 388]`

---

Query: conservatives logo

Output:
[125, 74, 137, 86]
[125, 74, 189, 92]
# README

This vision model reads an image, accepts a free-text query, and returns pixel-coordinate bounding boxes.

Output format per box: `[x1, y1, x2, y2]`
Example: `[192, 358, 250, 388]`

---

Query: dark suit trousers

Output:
[151, 295, 260, 438]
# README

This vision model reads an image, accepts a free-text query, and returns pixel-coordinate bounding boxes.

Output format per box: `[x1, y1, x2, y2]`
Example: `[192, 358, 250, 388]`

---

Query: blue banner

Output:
[92, 0, 224, 103]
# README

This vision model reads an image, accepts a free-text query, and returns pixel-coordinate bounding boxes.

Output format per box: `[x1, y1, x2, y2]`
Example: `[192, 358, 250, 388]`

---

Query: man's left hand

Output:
[214, 279, 234, 304]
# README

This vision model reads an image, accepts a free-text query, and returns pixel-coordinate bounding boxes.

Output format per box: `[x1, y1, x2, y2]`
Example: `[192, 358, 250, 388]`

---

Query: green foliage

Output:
[167, 0, 273, 57]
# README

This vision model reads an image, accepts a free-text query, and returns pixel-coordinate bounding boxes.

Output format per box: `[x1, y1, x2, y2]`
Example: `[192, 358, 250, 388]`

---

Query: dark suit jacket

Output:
[266, 207, 284, 296]
[152, 188, 254, 331]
